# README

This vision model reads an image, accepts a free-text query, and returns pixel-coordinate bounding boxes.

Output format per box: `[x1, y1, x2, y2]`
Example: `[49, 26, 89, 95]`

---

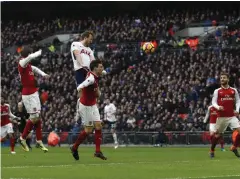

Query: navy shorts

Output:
[75, 68, 89, 86]
[106, 121, 116, 129]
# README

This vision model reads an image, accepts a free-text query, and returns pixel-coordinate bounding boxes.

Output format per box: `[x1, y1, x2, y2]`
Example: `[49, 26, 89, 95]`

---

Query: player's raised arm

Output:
[203, 106, 211, 123]
[212, 89, 221, 110]
[31, 66, 49, 77]
[19, 49, 42, 68]
[76, 74, 95, 91]
[234, 89, 240, 113]
[5, 104, 18, 121]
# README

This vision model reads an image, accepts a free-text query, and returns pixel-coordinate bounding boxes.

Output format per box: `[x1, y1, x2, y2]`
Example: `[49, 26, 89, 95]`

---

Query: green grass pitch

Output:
[1, 146, 240, 179]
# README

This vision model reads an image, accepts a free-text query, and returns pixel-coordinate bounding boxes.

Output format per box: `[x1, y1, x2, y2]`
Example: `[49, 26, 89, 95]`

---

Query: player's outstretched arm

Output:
[5, 104, 19, 122]
[212, 90, 221, 110]
[19, 49, 42, 68]
[76, 74, 95, 91]
[31, 66, 49, 77]
[203, 106, 210, 123]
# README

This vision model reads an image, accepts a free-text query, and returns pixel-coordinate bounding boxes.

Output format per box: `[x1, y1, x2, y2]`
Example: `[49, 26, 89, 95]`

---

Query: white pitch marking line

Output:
[162, 175, 240, 179]
[3, 161, 191, 169]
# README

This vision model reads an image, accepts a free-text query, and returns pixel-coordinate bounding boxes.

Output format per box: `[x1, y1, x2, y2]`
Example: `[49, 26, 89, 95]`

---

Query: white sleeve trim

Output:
[233, 88, 240, 112]
[77, 74, 95, 91]
[212, 89, 220, 110]
[203, 106, 211, 123]
[31, 66, 47, 76]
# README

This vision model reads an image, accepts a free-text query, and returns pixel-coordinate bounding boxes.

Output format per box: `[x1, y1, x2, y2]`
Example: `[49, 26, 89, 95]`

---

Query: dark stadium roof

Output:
[2, 1, 240, 21]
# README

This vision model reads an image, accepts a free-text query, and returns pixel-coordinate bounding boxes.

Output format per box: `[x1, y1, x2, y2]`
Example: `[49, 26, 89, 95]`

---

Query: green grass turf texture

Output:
[1, 147, 240, 179]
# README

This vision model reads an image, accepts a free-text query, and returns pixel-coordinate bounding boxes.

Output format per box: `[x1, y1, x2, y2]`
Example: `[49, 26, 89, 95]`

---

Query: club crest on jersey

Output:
[80, 49, 91, 57]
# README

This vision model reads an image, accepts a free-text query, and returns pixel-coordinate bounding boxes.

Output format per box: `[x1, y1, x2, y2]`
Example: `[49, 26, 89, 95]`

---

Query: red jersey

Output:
[18, 59, 38, 95]
[1, 104, 11, 126]
[209, 106, 218, 123]
[80, 72, 99, 106]
[212, 87, 240, 117]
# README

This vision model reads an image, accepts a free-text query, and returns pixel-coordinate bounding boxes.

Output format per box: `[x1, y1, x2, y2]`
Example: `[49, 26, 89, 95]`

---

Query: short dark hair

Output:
[90, 59, 102, 71]
[81, 30, 94, 39]
[20, 46, 33, 58]
[220, 72, 230, 79]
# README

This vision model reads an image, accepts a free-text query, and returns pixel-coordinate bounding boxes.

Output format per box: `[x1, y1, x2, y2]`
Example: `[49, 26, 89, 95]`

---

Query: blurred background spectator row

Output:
[1, 2, 240, 133]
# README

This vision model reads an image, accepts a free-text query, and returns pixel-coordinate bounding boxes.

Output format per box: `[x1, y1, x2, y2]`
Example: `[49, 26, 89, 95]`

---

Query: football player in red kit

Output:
[210, 73, 240, 158]
[70, 59, 107, 161]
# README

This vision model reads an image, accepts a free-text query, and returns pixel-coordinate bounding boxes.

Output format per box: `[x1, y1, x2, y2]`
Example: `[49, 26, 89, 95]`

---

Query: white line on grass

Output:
[2, 160, 222, 169]
[163, 175, 240, 179]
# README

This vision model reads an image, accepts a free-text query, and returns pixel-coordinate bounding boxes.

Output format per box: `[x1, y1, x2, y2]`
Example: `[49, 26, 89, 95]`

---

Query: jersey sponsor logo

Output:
[80, 49, 91, 57]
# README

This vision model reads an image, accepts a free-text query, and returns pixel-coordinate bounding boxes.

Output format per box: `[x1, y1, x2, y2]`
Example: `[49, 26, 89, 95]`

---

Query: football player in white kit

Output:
[104, 99, 118, 149]
[71, 31, 106, 121]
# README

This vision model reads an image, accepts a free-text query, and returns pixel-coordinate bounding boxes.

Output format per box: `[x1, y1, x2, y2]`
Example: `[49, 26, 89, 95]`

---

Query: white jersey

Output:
[70, 41, 95, 71]
[104, 103, 117, 122]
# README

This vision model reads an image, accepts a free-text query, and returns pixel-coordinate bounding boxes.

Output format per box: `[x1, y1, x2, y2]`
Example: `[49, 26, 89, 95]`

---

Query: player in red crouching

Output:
[1, 97, 20, 154]
[204, 105, 225, 151]
[18, 46, 49, 152]
[70, 59, 107, 161]
[210, 72, 240, 158]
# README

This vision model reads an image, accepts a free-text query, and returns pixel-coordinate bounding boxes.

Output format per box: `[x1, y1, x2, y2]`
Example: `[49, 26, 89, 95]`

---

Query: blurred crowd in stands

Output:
[1, 7, 240, 134]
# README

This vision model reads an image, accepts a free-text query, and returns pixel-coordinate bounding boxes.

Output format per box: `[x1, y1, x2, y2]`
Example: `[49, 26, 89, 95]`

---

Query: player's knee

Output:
[94, 122, 102, 130]
[84, 126, 93, 134]
[8, 133, 13, 138]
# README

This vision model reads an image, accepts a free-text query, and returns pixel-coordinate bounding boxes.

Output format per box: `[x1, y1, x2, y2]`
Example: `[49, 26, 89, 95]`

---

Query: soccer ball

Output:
[142, 42, 155, 54]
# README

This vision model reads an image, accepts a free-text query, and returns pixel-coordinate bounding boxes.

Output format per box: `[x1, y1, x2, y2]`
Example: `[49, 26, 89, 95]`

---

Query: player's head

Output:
[1, 96, 4, 105]
[90, 59, 104, 76]
[220, 72, 229, 86]
[81, 30, 94, 47]
[106, 99, 110, 105]
[20, 46, 33, 58]
[18, 101, 23, 112]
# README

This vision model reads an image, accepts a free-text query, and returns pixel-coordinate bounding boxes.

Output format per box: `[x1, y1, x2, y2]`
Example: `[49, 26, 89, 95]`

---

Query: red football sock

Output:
[210, 135, 220, 152]
[219, 136, 224, 148]
[22, 120, 34, 139]
[233, 132, 240, 149]
[95, 129, 102, 153]
[73, 130, 87, 150]
[35, 119, 42, 141]
[10, 137, 15, 152]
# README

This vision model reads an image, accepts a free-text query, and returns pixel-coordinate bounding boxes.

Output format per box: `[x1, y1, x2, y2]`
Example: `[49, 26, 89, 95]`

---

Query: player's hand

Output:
[16, 117, 21, 121]
[12, 120, 18, 124]
[218, 106, 224, 111]
[234, 110, 239, 116]
[102, 70, 107, 76]
[31, 49, 42, 58]
[44, 74, 50, 79]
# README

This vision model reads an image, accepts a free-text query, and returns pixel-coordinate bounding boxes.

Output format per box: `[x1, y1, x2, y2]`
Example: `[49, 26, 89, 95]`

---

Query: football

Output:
[142, 42, 155, 54]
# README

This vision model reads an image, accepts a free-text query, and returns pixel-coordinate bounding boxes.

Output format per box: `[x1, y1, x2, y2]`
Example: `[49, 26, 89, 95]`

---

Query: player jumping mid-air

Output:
[104, 99, 118, 149]
[1, 96, 19, 154]
[210, 72, 240, 158]
[204, 105, 225, 151]
[18, 46, 49, 152]
[70, 59, 107, 161]
[71, 31, 106, 121]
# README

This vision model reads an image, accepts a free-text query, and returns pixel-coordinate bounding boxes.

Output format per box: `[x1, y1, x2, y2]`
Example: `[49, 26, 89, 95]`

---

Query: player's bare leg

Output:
[230, 128, 240, 158]
[111, 128, 118, 149]
[70, 127, 90, 160]
[94, 121, 107, 160]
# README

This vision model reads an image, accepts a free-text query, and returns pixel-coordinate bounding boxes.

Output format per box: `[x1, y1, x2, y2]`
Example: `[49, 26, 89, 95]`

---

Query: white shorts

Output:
[22, 91, 41, 114]
[79, 103, 101, 126]
[209, 123, 217, 133]
[1, 123, 14, 138]
[216, 117, 240, 133]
